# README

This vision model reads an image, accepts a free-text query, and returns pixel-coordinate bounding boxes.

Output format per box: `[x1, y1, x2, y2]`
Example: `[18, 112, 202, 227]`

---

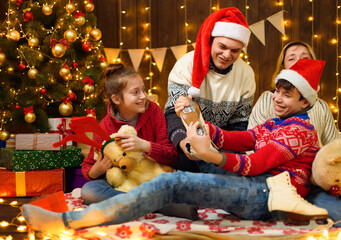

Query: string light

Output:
[336, 0, 340, 128]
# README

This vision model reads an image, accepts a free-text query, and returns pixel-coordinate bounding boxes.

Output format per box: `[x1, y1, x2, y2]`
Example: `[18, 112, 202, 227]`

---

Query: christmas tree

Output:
[0, 0, 107, 141]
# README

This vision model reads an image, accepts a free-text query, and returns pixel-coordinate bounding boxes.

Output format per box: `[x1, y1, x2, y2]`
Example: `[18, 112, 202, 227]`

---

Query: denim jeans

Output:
[63, 171, 272, 230]
[81, 179, 124, 204]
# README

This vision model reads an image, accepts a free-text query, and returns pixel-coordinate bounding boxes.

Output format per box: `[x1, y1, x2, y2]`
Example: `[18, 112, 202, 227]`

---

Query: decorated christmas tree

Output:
[0, 0, 107, 141]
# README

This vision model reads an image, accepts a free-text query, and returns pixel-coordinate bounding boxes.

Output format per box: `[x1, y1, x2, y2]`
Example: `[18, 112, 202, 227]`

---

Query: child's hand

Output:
[115, 133, 151, 153]
[88, 152, 113, 179]
[175, 95, 192, 117]
[187, 122, 211, 160]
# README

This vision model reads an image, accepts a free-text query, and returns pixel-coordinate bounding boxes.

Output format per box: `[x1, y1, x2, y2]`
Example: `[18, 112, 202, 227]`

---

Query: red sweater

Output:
[208, 113, 320, 197]
[81, 101, 178, 180]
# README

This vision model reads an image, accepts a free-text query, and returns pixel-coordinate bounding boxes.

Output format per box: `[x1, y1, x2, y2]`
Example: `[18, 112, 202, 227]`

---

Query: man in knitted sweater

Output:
[164, 8, 255, 172]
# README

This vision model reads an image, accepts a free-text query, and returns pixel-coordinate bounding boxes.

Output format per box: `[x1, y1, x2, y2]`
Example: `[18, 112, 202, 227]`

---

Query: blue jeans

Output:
[63, 171, 272, 230]
[81, 179, 123, 204]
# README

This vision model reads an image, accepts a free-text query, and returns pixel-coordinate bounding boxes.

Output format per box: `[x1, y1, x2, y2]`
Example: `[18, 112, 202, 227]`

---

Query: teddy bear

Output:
[311, 138, 341, 196]
[53, 117, 174, 193]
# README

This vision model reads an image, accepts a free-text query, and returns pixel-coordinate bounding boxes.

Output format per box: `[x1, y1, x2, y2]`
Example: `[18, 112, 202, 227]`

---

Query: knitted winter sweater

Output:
[165, 50, 255, 148]
[81, 101, 178, 180]
[248, 90, 341, 146]
[209, 113, 320, 197]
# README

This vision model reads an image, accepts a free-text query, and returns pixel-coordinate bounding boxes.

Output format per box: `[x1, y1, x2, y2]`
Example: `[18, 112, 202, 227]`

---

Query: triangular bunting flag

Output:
[267, 10, 285, 35]
[249, 20, 266, 46]
[170, 44, 188, 60]
[127, 49, 145, 71]
[150, 48, 167, 72]
[104, 48, 121, 62]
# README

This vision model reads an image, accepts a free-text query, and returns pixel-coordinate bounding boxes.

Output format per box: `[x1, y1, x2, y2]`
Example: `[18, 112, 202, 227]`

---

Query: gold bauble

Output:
[28, 37, 39, 47]
[28, 68, 39, 79]
[0, 130, 10, 141]
[24, 112, 36, 123]
[84, 2, 94, 12]
[7, 66, 14, 74]
[84, 84, 94, 93]
[89, 28, 102, 41]
[63, 73, 73, 81]
[84, 24, 93, 33]
[0, 52, 6, 64]
[75, 16, 85, 26]
[42, 5, 53, 15]
[59, 67, 70, 77]
[7, 29, 20, 42]
[65, 3, 75, 13]
[52, 43, 66, 58]
[59, 102, 73, 116]
[64, 29, 77, 43]
[100, 60, 108, 69]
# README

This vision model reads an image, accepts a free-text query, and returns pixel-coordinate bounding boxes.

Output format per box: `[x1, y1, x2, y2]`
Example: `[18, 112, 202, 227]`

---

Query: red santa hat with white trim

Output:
[274, 58, 325, 106]
[188, 7, 251, 97]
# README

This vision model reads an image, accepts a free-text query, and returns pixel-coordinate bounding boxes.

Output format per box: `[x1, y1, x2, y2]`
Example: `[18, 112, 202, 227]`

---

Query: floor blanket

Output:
[65, 188, 340, 240]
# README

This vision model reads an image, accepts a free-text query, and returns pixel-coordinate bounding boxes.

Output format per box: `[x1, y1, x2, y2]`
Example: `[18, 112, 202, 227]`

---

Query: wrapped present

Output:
[0, 168, 64, 197]
[15, 133, 61, 151]
[6, 134, 16, 149]
[0, 147, 83, 171]
[48, 117, 73, 146]
[65, 167, 89, 192]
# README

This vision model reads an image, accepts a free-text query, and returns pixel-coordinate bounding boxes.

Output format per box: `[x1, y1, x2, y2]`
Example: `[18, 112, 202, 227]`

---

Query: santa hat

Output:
[275, 58, 325, 106]
[188, 7, 251, 97]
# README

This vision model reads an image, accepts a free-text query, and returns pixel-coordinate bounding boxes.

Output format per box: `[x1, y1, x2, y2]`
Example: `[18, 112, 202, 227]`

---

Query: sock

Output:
[22, 204, 66, 235]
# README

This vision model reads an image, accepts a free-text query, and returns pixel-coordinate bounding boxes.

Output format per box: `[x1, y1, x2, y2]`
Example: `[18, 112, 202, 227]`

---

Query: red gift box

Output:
[0, 168, 64, 197]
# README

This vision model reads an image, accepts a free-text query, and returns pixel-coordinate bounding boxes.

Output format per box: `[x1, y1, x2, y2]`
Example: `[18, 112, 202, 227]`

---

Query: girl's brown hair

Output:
[101, 63, 139, 112]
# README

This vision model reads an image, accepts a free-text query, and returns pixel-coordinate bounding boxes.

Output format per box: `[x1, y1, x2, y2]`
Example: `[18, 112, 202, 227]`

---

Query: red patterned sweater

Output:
[208, 113, 320, 197]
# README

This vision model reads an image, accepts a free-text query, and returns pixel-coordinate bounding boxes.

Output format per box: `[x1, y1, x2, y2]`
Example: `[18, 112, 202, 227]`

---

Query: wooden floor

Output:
[0, 197, 33, 240]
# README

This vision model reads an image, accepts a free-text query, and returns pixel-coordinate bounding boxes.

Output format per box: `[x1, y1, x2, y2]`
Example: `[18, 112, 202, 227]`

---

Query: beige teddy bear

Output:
[311, 138, 341, 196]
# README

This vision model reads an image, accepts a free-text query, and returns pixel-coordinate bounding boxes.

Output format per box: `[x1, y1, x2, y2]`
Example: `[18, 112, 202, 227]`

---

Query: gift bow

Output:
[63, 61, 70, 69]
[63, 96, 72, 104]
[74, 10, 84, 18]
[86, 107, 96, 116]
[99, 55, 106, 62]
[50, 38, 70, 50]
[24, 106, 34, 114]
[82, 76, 94, 86]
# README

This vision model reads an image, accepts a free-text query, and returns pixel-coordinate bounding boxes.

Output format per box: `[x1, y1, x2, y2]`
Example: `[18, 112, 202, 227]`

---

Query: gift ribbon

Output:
[50, 38, 70, 50]
[15, 172, 26, 197]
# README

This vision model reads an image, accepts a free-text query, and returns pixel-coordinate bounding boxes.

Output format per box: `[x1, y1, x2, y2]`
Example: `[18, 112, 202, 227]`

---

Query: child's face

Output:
[272, 86, 310, 118]
[112, 74, 147, 120]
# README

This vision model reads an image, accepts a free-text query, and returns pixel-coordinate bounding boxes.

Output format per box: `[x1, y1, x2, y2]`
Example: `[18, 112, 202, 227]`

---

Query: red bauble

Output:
[17, 0, 23, 5]
[82, 41, 93, 52]
[40, 87, 47, 95]
[330, 185, 341, 196]
[15, 104, 21, 110]
[23, 11, 34, 22]
[18, 62, 26, 70]
[68, 92, 77, 102]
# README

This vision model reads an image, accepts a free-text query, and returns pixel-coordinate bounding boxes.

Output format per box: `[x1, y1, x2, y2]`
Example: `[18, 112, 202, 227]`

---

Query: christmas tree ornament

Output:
[40, 87, 47, 95]
[75, 16, 86, 26]
[0, 51, 6, 64]
[59, 98, 73, 116]
[68, 91, 77, 102]
[23, 11, 34, 21]
[42, 5, 53, 15]
[89, 28, 102, 41]
[16, 0, 23, 5]
[59, 66, 70, 77]
[64, 29, 77, 43]
[100, 60, 108, 69]
[63, 73, 73, 81]
[18, 62, 26, 70]
[84, 84, 94, 93]
[7, 29, 20, 42]
[52, 43, 66, 57]
[24, 106, 36, 123]
[28, 68, 39, 79]
[82, 41, 93, 52]
[65, 2, 75, 13]
[28, 37, 39, 47]
[0, 130, 10, 141]
[84, 24, 93, 33]
[84, 2, 95, 12]
[7, 66, 14, 74]
[15, 104, 21, 110]
[86, 107, 96, 118]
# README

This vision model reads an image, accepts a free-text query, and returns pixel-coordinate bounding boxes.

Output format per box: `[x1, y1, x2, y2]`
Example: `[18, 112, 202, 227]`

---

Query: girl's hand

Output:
[175, 95, 192, 117]
[115, 133, 151, 153]
[88, 152, 113, 179]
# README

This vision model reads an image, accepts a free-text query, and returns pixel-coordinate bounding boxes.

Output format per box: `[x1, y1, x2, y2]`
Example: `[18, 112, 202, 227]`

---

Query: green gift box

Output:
[0, 147, 83, 171]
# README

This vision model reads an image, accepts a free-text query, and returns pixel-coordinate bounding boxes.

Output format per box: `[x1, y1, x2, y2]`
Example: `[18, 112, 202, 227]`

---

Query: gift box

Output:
[48, 117, 73, 146]
[65, 167, 89, 192]
[0, 140, 5, 148]
[15, 133, 61, 151]
[0, 168, 64, 197]
[0, 147, 83, 171]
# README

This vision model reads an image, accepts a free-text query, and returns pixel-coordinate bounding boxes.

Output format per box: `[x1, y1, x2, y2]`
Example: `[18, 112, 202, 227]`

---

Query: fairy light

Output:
[336, 0, 340, 128]
[118, 0, 123, 62]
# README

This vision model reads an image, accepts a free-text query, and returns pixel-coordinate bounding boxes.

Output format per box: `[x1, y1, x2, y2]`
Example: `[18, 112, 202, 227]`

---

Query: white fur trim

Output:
[275, 69, 317, 105]
[188, 87, 201, 98]
[211, 22, 251, 47]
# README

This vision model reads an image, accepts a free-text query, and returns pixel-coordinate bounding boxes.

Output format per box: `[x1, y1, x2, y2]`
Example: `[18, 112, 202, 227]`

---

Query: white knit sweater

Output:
[247, 90, 341, 146]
